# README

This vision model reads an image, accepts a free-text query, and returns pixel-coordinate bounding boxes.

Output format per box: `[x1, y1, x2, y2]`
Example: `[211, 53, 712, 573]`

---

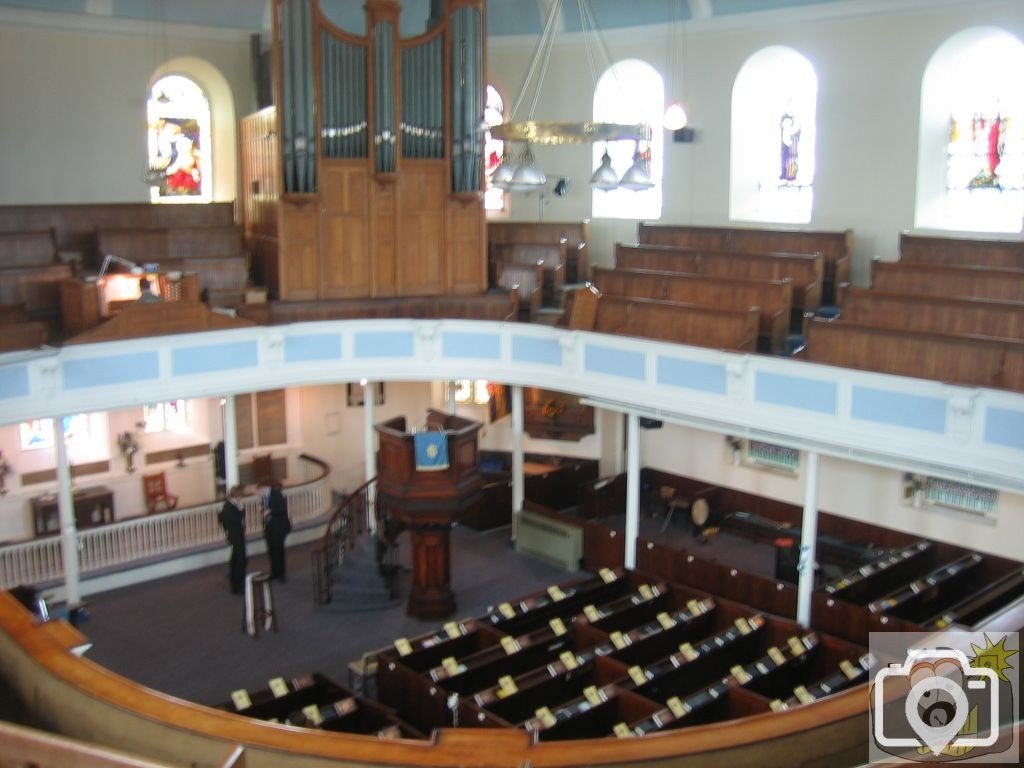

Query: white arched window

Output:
[592, 60, 664, 220]
[483, 84, 507, 213]
[146, 75, 213, 204]
[915, 28, 1024, 233]
[730, 47, 817, 224]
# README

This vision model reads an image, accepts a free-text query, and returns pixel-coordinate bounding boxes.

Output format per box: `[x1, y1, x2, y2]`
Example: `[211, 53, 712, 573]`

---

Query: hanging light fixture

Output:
[618, 144, 655, 191]
[489, 0, 652, 192]
[662, 0, 689, 132]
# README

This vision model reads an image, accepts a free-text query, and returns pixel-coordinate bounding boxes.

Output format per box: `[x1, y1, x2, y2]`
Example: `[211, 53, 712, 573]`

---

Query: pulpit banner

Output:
[414, 430, 450, 471]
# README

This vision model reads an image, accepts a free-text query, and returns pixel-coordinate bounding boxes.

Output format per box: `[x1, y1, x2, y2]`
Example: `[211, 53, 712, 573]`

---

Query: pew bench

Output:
[638, 222, 851, 306]
[870, 261, 1024, 303]
[804, 319, 1024, 392]
[593, 266, 794, 353]
[840, 288, 1024, 341]
[236, 292, 519, 325]
[594, 295, 760, 352]
[490, 241, 566, 307]
[0, 229, 70, 334]
[488, 220, 589, 283]
[899, 232, 1024, 270]
[496, 263, 544, 321]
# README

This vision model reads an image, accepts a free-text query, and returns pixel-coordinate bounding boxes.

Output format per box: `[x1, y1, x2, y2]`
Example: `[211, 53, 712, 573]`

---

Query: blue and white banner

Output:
[414, 430, 449, 471]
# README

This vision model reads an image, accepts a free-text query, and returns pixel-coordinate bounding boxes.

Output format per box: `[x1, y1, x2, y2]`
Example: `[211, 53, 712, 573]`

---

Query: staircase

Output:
[320, 531, 401, 612]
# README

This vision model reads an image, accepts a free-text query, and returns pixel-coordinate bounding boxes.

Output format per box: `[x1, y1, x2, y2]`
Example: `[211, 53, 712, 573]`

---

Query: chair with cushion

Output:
[143, 471, 179, 514]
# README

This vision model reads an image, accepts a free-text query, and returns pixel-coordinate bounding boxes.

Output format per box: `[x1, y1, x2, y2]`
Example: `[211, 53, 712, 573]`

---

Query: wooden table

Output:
[32, 486, 114, 537]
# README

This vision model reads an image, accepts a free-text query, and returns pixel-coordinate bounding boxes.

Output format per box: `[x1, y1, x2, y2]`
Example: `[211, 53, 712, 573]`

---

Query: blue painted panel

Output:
[585, 345, 645, 380]
[285, 334, 342, 363]
[756, 371, 836, 414]
[63, 352, 160, 389]
[0, 366, 30, 399]
[353, 331, 414, 358]
[851, 387, 946, 433]
[512, 336, 562, 367]
[442, 331, 500, 359]
[984, 407, 1024, 450]
[172, 342, 258, 376]
[657, 357, 727, 394]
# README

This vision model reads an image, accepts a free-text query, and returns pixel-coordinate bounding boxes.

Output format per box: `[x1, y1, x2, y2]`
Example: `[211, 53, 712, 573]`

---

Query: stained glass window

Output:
[147, 75, 212, 204]
[19, 415, 90, 451]
[730, 47, 816, 224]
[484, 85, 506, 212]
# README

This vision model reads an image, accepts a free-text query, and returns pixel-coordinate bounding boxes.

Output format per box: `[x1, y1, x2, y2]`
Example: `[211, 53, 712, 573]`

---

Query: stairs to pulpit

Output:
[321, 532, 402, 613]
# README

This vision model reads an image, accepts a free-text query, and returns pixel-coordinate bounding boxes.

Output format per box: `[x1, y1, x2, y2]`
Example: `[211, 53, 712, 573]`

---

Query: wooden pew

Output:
[96, 226, 249, 306]
[490, 242, 566, 306]
[804, 319, 1024, 392]
[236, 292, 519, 325]
[488, 220, 589, 283]
[870, 261, 1024, 302]
[840, 288, 1024, 341]
[496, 263, 544, 321]
[616, 243, 822, 318]
[592, 266, 793, 353]
[594, 295, 760, 352]
[899, 232, 1024, 270]
[0, 229, 70, 330]
[638, 222, 851, 306]
[0, 321, 49, 352]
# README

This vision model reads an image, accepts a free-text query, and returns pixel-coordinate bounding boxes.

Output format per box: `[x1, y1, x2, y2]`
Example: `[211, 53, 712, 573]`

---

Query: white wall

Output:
[0, 12, 253, 205]
[488, 0, 1024, 284]
[639, 422, 1024, 562]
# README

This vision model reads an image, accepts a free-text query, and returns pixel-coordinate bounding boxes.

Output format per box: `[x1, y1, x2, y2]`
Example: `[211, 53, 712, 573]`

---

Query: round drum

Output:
[691, 498, 710, 527]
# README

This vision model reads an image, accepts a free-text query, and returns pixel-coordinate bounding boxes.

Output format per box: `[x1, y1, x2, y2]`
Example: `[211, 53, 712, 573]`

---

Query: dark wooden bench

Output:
[593, 265, 793, 353]
[870, 261, 1024, 302]
[488, 220, 589, 283]
[613, 243, 702, 274]
[490, 242, 566, 307]
[236, 292, 519, 325]
[899, 232, 1024, 270]
[804, 319, 1024, 392]
[840, 288, 1024, 341]
[594, 295, 760, 352]
[638, 222, 851, 306]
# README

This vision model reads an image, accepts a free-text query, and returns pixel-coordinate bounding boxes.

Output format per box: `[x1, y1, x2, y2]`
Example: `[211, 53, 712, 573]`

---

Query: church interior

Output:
[0, 0, 1022, 766]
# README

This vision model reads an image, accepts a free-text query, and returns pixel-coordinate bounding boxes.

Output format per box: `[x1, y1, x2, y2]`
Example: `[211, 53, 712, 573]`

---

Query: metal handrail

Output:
[311, 476, 377, 605]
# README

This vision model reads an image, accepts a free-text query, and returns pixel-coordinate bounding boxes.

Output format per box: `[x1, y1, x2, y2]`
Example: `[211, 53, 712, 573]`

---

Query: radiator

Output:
[515, 509, 583, 571]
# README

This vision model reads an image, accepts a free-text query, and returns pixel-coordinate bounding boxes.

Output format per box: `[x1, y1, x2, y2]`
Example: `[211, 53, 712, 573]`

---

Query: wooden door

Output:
[319, 162, 371, 298]
[397, 162, 446, 296]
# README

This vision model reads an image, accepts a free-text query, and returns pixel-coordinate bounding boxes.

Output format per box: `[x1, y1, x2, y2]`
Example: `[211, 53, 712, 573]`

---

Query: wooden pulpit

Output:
[375, 410, 483, 619]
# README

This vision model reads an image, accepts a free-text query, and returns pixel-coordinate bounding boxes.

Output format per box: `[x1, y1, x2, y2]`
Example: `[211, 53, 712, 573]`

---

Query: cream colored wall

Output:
[0, 16, 253, 205]
[488, 0, 1024, 285]
[639, 422, 1024, 562]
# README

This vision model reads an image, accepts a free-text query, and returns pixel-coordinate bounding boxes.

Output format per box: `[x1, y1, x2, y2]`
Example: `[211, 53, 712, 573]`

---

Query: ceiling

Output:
[0, 0, 852, 36]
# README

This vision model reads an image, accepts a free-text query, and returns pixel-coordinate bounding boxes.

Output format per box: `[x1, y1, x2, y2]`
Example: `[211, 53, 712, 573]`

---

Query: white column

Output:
[223, 396, 240, 490]
[363, 380, 377, 534]
[511, 385, 524, 541]
[797, 450, 820, 628]
[624, 412, 640, 570]
[54, 417, 82, 608]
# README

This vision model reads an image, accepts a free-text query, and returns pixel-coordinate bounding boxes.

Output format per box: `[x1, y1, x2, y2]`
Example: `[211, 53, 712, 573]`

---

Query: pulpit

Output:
[375, 410, 483, 619]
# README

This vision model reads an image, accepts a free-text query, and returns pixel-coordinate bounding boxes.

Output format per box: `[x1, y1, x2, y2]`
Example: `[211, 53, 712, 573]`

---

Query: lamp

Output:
[618, 144, 655, 191]
[488, 0, 653, 192]
[662, 0, 689, 132]
[98, 253, 144, 279]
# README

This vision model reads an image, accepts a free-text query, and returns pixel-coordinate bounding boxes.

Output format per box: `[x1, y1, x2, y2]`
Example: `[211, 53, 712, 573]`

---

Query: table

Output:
[32, 486, 115, 537]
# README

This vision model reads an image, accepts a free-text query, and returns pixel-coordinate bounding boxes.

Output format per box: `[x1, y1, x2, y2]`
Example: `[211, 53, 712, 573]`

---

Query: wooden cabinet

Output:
[32, 486, 114, 537]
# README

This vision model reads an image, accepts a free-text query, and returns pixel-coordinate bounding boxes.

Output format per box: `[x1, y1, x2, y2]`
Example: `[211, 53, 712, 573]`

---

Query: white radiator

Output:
[515, 509, 583, 571]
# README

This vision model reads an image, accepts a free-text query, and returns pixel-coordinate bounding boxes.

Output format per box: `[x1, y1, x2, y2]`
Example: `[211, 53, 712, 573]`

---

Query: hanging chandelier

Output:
[489, 0, 654, 192]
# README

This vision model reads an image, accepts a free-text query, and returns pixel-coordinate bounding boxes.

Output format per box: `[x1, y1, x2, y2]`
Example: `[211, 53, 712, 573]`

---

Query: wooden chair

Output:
[142, 471, 178, 514]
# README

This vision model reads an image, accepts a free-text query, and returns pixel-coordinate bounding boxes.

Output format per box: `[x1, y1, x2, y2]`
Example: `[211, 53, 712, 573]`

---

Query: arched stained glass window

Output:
[146, 75, 212, 204]
[592, 60, 664, 221]
[730, 47, 817, 224]
[917, 29, 1024, 233]
[484, 84, 507, 213]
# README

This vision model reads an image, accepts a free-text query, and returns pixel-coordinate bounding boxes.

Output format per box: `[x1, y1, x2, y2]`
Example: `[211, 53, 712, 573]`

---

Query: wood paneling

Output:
[256, 389, 287, 446]
[371, 183, 397, 296]
[899, 233, 1024, 270]
[320, 163, 371, 298]
[235, 394, 254, 450]
[398, 163, 446, 296]
[447, 197, 486, 294]
[278, 199, 320, 300]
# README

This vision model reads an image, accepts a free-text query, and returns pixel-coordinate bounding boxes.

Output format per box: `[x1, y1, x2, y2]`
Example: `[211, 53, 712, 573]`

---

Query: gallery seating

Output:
[488, 220, 589, 283]
[899, 232, 1024, 270]
[0, 228, 71, 336]
[235, 292, 519, 324]
[594, 295, 760, 352]
[592, 265, 794, 353]
[637, 222, 851, 306]
[870, 261, 1024, 302]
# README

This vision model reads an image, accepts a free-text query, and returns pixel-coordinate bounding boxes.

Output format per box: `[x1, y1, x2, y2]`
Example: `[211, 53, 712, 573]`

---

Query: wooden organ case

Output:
[242, 0, 487, 301]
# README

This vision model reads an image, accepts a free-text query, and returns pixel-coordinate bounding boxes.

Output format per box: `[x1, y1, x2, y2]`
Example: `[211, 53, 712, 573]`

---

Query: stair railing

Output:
[311, 477, 376, 605]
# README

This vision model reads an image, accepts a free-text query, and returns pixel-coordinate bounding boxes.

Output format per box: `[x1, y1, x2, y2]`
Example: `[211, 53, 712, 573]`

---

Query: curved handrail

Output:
[0, 588, 873, 767]
[311, 476, 377, 605]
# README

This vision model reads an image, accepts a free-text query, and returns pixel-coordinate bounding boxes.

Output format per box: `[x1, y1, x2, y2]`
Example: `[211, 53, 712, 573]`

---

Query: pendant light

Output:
[662, 0, 689, 132]
[590, 147, 619, 190]
[618, 144, 654, 191]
